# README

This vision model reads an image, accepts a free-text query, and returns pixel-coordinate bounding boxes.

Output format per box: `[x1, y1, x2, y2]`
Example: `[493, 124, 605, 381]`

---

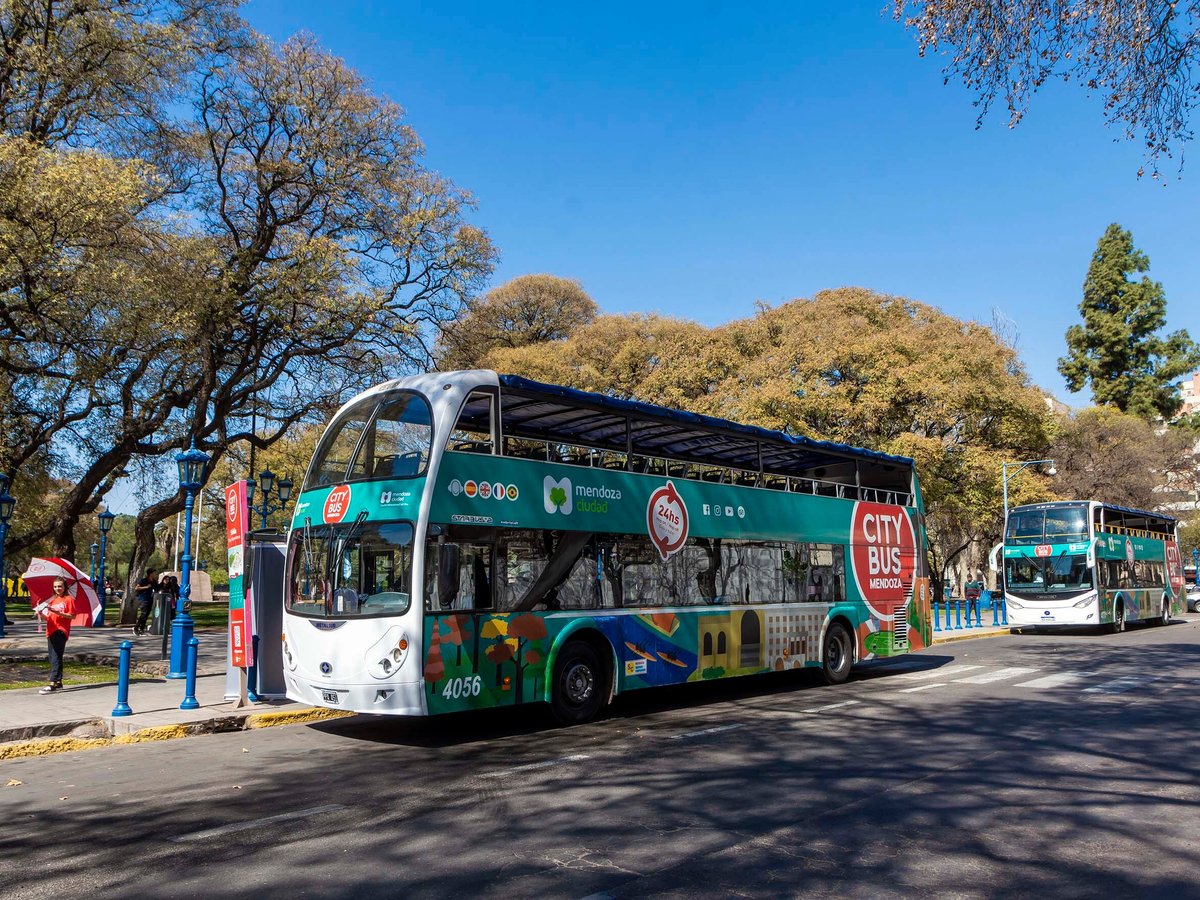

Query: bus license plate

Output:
[322, 690, 340, 704]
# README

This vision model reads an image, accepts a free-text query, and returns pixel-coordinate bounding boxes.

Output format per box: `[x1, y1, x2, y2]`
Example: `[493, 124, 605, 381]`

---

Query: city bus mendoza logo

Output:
[324, 485, 351, 523]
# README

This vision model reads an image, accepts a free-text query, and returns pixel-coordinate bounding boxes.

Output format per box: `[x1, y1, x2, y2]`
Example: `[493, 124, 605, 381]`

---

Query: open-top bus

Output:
[1002, 500, 1187, 632]
[282, 370, 932, 723]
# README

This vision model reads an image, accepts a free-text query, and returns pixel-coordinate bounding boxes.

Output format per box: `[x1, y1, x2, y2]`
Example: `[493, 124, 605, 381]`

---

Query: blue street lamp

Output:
[95, 509, 115, 627]
[0, 473, 15, 639]
[90, 542, 98, 587]
[246, 468, 293, 530]
[1193, 548, 1199, 587]
[1001, 459, 1057, 522]
[169, 439, 210, 679]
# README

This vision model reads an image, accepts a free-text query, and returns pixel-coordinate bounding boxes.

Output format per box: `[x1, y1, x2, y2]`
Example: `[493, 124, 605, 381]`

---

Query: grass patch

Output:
[186, 602, 230, 629]
[0, 660, 153, 691]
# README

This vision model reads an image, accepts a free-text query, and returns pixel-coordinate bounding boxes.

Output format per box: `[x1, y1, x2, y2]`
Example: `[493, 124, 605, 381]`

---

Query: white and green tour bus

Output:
[282, 371, 933, 723]
[1002, 500, 1187, 633]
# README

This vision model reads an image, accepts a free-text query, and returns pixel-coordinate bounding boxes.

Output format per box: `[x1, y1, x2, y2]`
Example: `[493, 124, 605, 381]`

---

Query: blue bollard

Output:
[999, 597, 1008, 625]
[954, 600, 963, 629]
[974, 602, 982, 628]
[991, 592, 999, 626]
[180, 636, 199, 710]
[112, 640, 133, 717]
[247, 633, 260, 702]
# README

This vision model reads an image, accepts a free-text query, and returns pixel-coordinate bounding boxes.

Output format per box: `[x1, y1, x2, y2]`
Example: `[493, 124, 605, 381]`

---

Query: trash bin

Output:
[149, 592, 169, 635]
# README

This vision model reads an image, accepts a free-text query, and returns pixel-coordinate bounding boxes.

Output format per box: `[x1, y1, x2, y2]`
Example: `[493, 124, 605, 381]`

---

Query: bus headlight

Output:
[1005, 598, 1023, 609]
[1073, 596, 1094, 608]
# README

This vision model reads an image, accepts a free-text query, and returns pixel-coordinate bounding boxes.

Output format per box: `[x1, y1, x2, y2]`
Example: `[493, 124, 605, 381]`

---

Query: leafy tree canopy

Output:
[893, 1, 1200, 173]
[1049, 406, 1196, 510]
[438, 274, 597, 370]
[1058, 223, 1200, 420]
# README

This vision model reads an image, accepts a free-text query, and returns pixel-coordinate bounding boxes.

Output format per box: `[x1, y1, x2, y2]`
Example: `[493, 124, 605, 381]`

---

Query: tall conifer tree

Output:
[1058, 224, 1200, 420]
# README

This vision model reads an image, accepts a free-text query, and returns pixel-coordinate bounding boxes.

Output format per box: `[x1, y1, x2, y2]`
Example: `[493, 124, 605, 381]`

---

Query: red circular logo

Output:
[850, 502, 916, 618]
[647, 481, 689, 561]
[324, 485, 352, 523]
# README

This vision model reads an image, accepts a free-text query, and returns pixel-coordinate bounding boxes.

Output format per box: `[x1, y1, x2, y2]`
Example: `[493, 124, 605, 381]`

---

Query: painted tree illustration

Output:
[485, 640, 514, 688]
[424, 625, 445, 693]
[507, 614, 549, 704]
[441, 614, 471, 668]
[480, 618, 510, 685]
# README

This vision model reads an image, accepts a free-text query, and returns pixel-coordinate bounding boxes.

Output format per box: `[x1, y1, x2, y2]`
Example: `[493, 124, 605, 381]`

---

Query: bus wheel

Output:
[1158, 599, 1171, 626]
[820, 622, 854, 685]
[550, 641, 605, 725]
[1109, 601, 1125, 635]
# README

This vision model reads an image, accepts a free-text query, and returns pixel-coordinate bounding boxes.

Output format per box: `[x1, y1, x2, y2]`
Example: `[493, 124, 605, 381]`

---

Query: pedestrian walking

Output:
[965, 575, 983, 620]
[35, 576, 73, 693]
[134, 569, 156, 635]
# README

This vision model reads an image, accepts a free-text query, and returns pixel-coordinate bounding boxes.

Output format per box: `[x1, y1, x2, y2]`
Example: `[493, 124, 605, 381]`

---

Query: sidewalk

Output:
[0, 621, 331, 748]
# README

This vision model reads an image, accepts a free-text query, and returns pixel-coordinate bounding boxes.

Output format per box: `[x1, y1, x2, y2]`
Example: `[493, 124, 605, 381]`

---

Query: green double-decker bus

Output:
[1002, 501, 1187, 633]
[282, 371, 932, 723]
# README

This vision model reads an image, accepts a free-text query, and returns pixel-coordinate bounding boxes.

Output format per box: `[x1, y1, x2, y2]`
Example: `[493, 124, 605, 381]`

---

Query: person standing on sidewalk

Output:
[134, 569, 156, 635]
[35, 577, 73, 693]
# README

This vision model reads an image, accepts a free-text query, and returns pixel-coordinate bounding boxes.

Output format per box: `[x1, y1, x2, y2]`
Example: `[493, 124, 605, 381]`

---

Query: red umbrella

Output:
[21, 557, 102, 626]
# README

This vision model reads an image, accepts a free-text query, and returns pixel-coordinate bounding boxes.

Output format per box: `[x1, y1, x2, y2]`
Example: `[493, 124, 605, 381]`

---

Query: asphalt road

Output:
[4, 617, 1200, 899]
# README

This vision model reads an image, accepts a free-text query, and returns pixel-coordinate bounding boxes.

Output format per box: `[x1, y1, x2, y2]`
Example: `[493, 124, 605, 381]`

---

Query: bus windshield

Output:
[1004, 552, 1093, 593]
[1005, 505, 1089, 546]
[306, 390, 433, 489]
[288, 520, 414, 618]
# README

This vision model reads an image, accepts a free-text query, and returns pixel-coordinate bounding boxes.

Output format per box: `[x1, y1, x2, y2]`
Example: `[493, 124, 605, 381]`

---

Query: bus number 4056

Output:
[442, 675, 483, 699]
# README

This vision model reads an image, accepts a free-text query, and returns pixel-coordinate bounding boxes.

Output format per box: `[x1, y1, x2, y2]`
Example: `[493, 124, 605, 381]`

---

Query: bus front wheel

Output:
[550, 641, 606, 725]
[820, 622, 854, 685]
[1109, 601, 1126, 635]
[1157, 598, 1171, 626]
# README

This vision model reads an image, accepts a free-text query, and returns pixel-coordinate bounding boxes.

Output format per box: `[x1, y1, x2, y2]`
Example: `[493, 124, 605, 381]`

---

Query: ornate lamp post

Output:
[96, 509, 115, 626]
[169, 440, 210, 679]
[1001, 459, 1057, 523]
[0, 474, 15, 639]
[246, 468, 293, 529]
[90, 542, 99, 586]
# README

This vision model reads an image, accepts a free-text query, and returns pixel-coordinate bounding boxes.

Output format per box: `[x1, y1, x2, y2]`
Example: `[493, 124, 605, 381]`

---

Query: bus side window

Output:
[449, 391, 495, 454]
[442, 543, 493, 611]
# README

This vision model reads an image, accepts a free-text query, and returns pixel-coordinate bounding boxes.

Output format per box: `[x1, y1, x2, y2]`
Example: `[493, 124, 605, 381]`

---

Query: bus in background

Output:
[1002, 501, 1187, 633]
[282, 371, 932, 724]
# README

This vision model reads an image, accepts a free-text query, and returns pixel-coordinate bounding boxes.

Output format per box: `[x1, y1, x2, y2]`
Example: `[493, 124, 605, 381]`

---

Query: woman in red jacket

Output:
[37, 577, 74, 693]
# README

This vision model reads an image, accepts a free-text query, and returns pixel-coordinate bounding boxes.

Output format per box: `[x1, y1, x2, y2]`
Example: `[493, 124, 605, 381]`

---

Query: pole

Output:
[1001, 461, 1009, 522]
[180, 636, 200, 709]
[112, 640, 133, 716]
[0, 519, 8, 639]
[168, 486, 198, 678]
[194, 488, 203, 567]
[173, 512, 181, 572]
[96, 529, 109, 628]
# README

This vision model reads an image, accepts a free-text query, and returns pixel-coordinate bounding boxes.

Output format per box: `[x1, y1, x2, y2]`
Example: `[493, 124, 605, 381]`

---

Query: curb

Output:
[932, 628, 1014, 644]
[0, 707, 353, 760]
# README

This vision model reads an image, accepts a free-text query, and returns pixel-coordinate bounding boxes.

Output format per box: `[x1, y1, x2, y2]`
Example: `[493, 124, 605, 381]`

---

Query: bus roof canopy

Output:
[497, 374, 913, 488]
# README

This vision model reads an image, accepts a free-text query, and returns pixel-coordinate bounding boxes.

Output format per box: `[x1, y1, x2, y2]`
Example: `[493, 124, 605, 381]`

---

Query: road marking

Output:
[801, 700, 861, 713]
[172, 804, 346, 842]
[671, 723, 746, 740]
[1083, 674, 1165, 695]
[1014, 671, 1097, 689]
[480, 754, 592, 777]
[954, 666, 1040, 685]
[896, 683, 947, 693]
[890, 665, 983, 681]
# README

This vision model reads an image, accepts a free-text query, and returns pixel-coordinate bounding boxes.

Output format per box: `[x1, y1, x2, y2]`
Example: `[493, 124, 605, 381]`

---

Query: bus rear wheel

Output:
[820, 622, 854, 685]
[1158, 598, 1170, 626]
[550, 641, 606, 725]
[1109, 601, 1126, 635]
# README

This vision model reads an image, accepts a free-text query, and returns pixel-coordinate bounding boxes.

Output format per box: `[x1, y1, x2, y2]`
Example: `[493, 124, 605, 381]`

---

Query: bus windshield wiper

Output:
[329, 510, 369, 588]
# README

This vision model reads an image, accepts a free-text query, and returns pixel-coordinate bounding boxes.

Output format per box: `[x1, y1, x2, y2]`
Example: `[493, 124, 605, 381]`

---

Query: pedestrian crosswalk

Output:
[874, 662, 1179, 698]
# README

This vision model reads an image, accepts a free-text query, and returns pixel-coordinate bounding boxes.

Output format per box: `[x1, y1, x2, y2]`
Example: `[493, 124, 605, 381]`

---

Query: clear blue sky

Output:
[240, 1, 1199, 406]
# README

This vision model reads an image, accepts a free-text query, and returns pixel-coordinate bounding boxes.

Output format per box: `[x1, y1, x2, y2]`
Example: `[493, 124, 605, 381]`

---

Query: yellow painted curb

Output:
[0, 737, 110, 760]
[245, 708, 353, 729]
[933, 629, 1013, 644]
